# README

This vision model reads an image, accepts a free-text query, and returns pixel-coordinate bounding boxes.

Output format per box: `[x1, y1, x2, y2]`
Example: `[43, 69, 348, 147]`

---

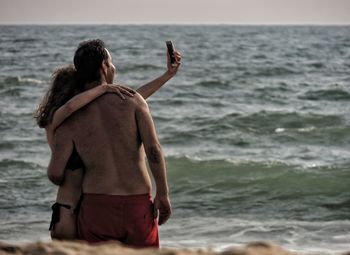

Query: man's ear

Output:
[101, 60, 108, 77]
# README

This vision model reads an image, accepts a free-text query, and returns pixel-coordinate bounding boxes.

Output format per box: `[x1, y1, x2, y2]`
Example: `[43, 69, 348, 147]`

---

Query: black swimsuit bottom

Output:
[48, 195, 83, 231]
[49, 202, 72, 231]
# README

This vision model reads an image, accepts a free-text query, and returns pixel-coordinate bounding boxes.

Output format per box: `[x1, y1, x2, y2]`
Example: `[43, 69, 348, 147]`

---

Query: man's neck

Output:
[84, 79, 107, 90]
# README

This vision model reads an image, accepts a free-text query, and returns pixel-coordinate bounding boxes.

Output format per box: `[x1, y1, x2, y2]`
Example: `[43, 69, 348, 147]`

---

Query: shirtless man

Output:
[47, 39, 180, 247]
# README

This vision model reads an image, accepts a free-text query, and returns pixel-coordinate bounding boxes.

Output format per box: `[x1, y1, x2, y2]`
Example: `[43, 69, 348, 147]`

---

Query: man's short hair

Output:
[73, 39, 108, 84]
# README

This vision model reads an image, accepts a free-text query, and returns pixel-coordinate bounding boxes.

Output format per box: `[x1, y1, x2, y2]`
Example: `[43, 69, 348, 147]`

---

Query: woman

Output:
[35, 50, 182, 239]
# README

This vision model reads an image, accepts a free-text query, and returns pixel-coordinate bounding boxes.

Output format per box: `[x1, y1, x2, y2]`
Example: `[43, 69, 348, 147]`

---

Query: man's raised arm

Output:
[135, 93, 171, 225]
[136, 50, 182, 99]
[47, 128, 74, 185]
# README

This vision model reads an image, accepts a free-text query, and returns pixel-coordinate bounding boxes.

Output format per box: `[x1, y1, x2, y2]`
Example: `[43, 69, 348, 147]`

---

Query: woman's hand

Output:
[102, 84, 136, 100]
[166, 50, 182, 77]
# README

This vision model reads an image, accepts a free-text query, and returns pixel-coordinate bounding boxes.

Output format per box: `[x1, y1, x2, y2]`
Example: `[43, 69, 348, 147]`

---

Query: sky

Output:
[0, 0, 350, 25]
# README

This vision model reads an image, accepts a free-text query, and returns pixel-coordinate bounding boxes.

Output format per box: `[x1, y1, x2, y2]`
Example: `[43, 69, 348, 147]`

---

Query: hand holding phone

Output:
[166, 41, 176, 65]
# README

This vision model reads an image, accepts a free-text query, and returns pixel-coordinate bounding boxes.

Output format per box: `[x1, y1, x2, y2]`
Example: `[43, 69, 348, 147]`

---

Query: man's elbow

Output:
[145, 143, 163, 164]
[47, 171, 64, 185]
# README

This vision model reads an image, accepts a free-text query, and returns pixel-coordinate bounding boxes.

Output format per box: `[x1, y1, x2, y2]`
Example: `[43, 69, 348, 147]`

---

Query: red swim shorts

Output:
[77, 193, 159, 248]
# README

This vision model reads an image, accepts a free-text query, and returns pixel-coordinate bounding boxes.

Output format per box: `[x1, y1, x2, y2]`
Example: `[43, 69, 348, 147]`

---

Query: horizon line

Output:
[1, 22, 350, 26]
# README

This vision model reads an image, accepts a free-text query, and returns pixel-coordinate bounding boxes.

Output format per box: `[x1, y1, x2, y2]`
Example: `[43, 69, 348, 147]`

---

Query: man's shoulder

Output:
[97, 91, 148, 109]
[133, 92, 148, 108]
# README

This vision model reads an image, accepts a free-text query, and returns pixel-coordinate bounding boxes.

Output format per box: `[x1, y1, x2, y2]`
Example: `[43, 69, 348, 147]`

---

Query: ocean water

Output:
[0, 25, 349, 254]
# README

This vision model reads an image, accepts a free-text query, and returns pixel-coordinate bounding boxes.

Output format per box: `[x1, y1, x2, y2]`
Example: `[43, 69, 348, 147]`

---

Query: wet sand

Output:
[0, 240, 299, 255]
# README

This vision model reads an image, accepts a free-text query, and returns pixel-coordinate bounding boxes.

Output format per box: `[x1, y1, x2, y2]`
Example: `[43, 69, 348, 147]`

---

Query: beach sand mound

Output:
[0, 240, 300, 255]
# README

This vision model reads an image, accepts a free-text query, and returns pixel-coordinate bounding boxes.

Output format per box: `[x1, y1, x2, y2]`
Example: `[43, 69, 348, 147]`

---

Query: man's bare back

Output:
[53, 93, 153, 195]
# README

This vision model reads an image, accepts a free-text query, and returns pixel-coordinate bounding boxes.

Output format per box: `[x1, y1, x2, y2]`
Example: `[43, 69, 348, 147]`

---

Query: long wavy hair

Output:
[35, 40, 107, 128]
[35, 65, 81, 128]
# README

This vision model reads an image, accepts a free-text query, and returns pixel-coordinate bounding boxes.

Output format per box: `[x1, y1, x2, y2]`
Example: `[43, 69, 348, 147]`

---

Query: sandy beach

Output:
[1, 240, 350, 255]
[0, 240, 302, 255]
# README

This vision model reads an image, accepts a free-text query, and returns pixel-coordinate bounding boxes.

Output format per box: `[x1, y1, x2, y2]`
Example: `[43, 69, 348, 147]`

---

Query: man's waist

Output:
[81, 192, 152, 204]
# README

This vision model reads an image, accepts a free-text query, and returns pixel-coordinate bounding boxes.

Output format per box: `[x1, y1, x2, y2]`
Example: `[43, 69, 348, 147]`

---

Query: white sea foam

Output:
[18, 77, 45, 85]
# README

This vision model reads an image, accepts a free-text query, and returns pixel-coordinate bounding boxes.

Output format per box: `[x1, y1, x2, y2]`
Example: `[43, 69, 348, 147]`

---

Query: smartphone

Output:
[166, 41, 176, 65]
